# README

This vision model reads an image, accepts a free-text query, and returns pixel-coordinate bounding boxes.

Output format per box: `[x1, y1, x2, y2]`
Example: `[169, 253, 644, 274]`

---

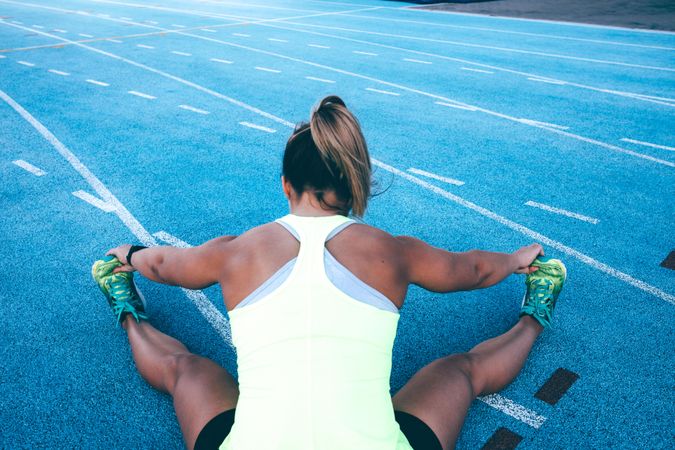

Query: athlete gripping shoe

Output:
[520, 256, 566, 329]
[92, 255, 148, 326]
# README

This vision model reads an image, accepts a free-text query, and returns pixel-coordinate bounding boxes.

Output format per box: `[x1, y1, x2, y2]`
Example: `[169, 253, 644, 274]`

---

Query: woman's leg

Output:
[122, 317, 239, 450]
[392, 316, 543, 450]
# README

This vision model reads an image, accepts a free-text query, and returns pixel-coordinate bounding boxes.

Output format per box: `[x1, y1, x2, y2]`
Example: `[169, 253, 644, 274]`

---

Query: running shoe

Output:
[92, 255, 147, 326]
[519, 256, 566, 329]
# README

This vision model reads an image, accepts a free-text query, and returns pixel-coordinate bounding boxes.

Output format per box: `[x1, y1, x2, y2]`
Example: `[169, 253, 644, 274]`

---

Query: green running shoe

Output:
[519, 256, 566, 329]
[92, 255, 148, 326]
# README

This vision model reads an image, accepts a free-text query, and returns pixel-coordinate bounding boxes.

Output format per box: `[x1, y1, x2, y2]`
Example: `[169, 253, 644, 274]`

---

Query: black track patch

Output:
[535, 368, 579, 405]
[481, 427, 523, 450]
[660, 251, 675, 270]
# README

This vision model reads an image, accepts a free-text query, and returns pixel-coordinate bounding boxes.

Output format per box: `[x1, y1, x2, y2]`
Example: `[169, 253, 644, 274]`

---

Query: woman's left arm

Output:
[107, 235, 237, 290]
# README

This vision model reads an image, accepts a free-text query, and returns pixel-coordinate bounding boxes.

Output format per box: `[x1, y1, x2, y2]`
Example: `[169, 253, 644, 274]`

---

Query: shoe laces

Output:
[107, 275, 147, 325]
[527, 279, 555, 322]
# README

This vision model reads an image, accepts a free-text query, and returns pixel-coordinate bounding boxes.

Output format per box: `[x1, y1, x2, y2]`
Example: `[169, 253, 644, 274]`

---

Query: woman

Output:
[95, 96, 565, 450]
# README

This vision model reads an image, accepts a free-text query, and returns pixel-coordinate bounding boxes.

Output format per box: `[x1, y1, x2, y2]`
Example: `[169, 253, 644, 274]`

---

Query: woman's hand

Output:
[512, 243, 544, 274]
[106, 244, 135, 273]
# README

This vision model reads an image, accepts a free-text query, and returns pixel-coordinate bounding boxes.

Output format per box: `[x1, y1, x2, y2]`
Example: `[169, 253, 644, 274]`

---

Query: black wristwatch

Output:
[126, 245, 148, 267]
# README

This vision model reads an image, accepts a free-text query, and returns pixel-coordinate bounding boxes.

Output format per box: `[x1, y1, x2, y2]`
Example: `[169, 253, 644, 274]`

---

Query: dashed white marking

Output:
[518, 118, 569, 130]
[78, 33, 93, 38]
[365, 87, 399, 96]
[210, 58, 233, 64]
[527, 77, 566, 85]
[171, 50, 192, 56]
[171, 24, 186, 28]
[353, 50, 377, 56]
[268, 38, 288, 42]
[17, 60, 35, 67]
[255, 66, 281, 73]
[178, 104, 210, 115]
[146, 20, 159, 25]
[153, 231, 191, 248]
[620, 138, 675, 152]
[305, 76, 335, 83]
[308, 43, 330, 49]
[407, 168, 464, 186]
[12, 159, 46, 176]
[10, 20, 23, 25]
[127, 90, 156, 100]
[32, 25, 44, 29]
[52, 28, 67, 33]
[107, 39, 123, 43]
[435, 101, 477, 111]
[98, 13, 110, 18]
[201, 28, 217, 33]
[232, 33, 250, 37]
[48, 69, 70, 76]
[72, 190, 116, 213]
[137, 44, 154, 49]
[403, 58, 431, 64]
[0, 55, 6, 59]
[86, 79, 109, 86]
[461, 67, 493, 74]
[525, 201, 599, 224]
[120, 17, 132, 20]
[239, 121, 276, 133]
[479, 394, 546, 429]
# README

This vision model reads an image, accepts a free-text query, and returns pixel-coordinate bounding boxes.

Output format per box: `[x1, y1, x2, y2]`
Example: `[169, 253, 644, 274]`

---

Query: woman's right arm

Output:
[397, 236, 543, 293]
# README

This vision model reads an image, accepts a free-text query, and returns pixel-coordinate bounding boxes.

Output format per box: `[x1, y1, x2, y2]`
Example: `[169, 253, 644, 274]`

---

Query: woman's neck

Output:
[289, 191, 345, 217]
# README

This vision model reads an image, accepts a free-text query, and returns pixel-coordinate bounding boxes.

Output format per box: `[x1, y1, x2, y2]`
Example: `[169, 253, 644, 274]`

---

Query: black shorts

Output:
[194, 409, 442, 450]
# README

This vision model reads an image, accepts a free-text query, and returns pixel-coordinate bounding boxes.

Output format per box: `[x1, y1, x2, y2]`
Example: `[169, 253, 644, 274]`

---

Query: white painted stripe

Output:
[146, 20, 159, 25]
[78, 33, 93, 38]
[461, 67, 493, 74]
[127, 90, 156, 99]
[17, 60, 35, 67]
[518, 118, 569, 130]
[137, 44, 154, 49]
[353, 50, 377, 56]
[305, 76, 335, 83]
[178, 104, 210, 115]
[403, 57, 431, 64]
[52, 28, 67, 33]
[528, 77, 566, 85]
[171, 50, 192, 56]
[0, 89, 235, 349]
[525, 201, 599, 224]
[32, 25, 44, 29]
[98, 14, 110, 18]
[201, 28, 217, 33]
[72, 190, 116, 212]
[86, 79, 109, 86]
[435, 101, 477, 111]
[372, 159, 675, 305]
[120, 16, 132, 20]
[365, 87, 399, 96]
[620, 138, 675, 152]
[10, 20, 23, 25]
[12, 159, 46, 176]
[239, 121, 276, 133]
[268, 38, 288, 42]
[479, 394, 546, 429]
[107, 38, 123, 43]
[153, 231, 191, 248]
[48, 69, 70, 76]
[210, 58, 233, 64]
[171, 24, 186, 28]
[232, 33, 250, 37]
[308, 43, 330, 48]
[407, 168, 464, 186]
[0, 55, 5, 59]
[255, 66, 281, 73]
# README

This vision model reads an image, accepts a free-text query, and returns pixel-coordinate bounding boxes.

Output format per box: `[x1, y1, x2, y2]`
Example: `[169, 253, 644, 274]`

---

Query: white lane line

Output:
[308, 43, 330, 48]
[127, 90, 156, 99]
[365, 87, 399, 96]
[72, 190, 116, 212]
[0, 55, 5, 59]
[620, 138, 675, 152]
[403, 57, 431, 64]
[48, 69, 70, 76]
[98, 13, 110, 18]
[305, 76, 335, 83]
[518, 118, 569, 130]
[407, 168, 464, 186]
[239, 121, 276, 133]
[461, 67, 493, 74]
[107, 38, 123, 43]
[210, 57, 233, 64]
[435, 101, 477, 111]
[479, 394, 546, 429]
[17, 60, 35, 67]
[171, 50, 192, 56]
[12, 159, 46, 176]
[232, 32, 250, 37]
[86, 79, 109, 86]
[178, 104, 210, 115]
[78, 33, 94, 38]
[153, 231, 191, 248]
[171, 24, 186, 28]
[525, 201, 599, 224]
[137, 44, 154, 49]
[527, 77, 566, 85]
[201, 28, 217, 33]
[373, 159, 675, 305]
[255, 66, 281, 73]
[32, 25, 44, 29]
[268, 38, 288, 42]
[146, 20, 159, 25]
[120, 16, 132, 20]
[52, 28, 67, 33]
[0, 88, 234, 348]
[10, 20, 23, 24]
[353, 50, 377, 56]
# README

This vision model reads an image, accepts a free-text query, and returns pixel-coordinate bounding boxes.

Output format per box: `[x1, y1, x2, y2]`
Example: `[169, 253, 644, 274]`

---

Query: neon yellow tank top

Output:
[220, 214, 413, 450]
